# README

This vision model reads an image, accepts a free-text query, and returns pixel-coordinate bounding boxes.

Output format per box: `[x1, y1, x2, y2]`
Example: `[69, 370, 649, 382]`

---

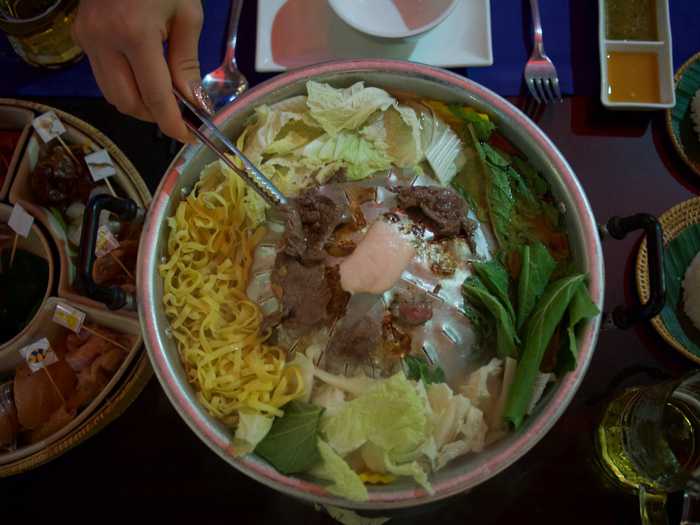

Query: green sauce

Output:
[606, 0, 658, 41]
[0, 248, 49, 345]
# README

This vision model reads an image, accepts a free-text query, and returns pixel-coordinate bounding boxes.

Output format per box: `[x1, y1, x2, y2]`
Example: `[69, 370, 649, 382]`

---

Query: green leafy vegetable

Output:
[482, 143, 511, 167]
[361, 106, 424, 167]
[485, 157, 516, 249]
[558, 285, 600, 373]
[504, 274, 586, 429]
[383, 451, 433, 494]
[517, 242, 557, 330]
[403, 355, 446, 385]
[311, 439, 369, 502]
[242, 96, 315, 164]
[448, 104, 496, 141]
[255, 401, 323, 475]
[463, 143, 568, 260]
[232, 413, 274, 456]
[320, 373, 429, 458]
[306, 80, 395, 136]
[512, 156, 549, 197]
[452, 124, 490, 223]
[300, 131, 392, 180]
[463, 276, 519, 358]
[472, 260, 516, 322]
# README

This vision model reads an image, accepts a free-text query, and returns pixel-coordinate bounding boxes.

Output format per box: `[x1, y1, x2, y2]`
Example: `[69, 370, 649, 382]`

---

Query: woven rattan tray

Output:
[637, 196, 700, 363]
[0, 99, 152, 476]
[665, 51, 700, 178]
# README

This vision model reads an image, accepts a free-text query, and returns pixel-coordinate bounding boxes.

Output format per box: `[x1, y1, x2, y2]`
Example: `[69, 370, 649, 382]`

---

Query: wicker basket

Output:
[636, 196, 700, 363]
[0, 99, 152, 476]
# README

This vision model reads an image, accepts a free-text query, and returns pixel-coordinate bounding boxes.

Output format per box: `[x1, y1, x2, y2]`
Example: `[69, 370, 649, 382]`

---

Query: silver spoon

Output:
[201, 0, 249, 112]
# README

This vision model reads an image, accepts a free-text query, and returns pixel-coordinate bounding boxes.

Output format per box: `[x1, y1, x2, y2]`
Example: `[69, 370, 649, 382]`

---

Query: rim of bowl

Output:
[140, 59, 604, 509]
[328, 0, 459, 39]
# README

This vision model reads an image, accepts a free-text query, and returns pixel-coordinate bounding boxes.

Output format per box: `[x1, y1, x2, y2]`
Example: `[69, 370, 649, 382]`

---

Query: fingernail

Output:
[189, 79, 214, 116]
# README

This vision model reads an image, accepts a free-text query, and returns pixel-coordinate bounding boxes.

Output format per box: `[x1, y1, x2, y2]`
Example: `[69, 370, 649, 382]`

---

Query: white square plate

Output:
[255, 0, 492, 73]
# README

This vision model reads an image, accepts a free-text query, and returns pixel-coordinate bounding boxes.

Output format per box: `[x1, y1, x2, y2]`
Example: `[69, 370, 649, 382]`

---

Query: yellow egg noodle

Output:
[159, 160, 303, 427]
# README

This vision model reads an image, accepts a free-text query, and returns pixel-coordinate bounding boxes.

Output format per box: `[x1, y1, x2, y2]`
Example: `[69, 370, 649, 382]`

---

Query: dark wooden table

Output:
[1, 94, 698, 524]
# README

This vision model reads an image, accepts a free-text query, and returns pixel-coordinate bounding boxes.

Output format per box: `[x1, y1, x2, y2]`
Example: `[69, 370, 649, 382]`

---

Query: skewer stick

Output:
[56, 135, 81, 166]
[9, 233, 18, 268]
[82, 325, 130, 352]
[109, 252, 134, 280]
[43, 368, 66, 405]
[104, 177, 117, 197]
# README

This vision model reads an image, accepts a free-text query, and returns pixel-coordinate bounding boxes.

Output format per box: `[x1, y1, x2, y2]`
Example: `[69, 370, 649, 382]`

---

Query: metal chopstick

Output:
[172, 88, 287, 207]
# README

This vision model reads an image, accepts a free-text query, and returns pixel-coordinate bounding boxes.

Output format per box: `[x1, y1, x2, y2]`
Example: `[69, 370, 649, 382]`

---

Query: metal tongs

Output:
[173, 87, 287, 207]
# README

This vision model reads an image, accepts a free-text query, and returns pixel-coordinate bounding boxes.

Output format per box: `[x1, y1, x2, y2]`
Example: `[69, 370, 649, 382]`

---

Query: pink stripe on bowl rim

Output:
[140, 59, 604, 509]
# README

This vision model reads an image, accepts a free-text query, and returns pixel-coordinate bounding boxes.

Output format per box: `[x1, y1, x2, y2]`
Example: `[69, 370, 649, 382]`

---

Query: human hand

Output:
[72, 0, 204, 142]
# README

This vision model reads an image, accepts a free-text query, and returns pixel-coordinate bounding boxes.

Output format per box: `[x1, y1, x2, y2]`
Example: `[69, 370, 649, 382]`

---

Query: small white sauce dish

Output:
[598, 0, 676, 110]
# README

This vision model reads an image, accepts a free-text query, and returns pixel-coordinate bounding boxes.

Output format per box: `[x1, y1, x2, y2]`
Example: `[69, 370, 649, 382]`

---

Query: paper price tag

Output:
[52, 303, 86, 334]
[32, 111, 66, 143]
[19, 338, 58, 373]
[8, 203, 33, 238]
[95, 225, 120, 257]
[85, 149, 117, 182]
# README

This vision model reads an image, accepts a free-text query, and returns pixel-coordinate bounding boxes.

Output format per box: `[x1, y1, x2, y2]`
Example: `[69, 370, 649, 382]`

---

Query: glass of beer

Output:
[0, 0, 82, 68]
[596, 371, 700, 525]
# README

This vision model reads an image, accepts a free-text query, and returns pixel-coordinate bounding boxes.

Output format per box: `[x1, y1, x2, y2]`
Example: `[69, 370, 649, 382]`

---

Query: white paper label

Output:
[95, 225, 120, 257]
[52, 303, 86, 334]
[8, 203, 33, 238]
[32, 111, 66, 143]
[85, 149, 117, 182]
[19, 338, 58, 372]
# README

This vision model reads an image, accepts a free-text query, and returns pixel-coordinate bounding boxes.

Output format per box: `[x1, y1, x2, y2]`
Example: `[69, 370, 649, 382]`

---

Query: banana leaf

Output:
[659, 223, 700, 357]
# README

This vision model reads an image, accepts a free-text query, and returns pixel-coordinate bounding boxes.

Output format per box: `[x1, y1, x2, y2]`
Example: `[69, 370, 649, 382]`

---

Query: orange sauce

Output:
[607, 52, 660, 103]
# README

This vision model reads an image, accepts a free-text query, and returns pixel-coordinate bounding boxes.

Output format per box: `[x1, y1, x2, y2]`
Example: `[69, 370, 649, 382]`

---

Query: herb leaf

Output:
[463, 276, 519, 358]
[512, 156, 549, 198]
[517, 242, 557, 330]
[448, 104, 496, 141]
[472, 259, 516, 322]
[504, 274, 586, 429]
[485, 157, 516, 249]
[255, 401, 324, 474]
[403, 355, 446, 385]
[558, 284, 600, 373]
[452, 123, 490, 224]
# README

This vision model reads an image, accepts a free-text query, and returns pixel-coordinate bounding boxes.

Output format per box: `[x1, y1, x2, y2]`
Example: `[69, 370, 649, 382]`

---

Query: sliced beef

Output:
[282, 188, 347, 264]
[281, 206, 307, 261]
[393, 186, 477, 239]
[326, 313, 382, 363]
[272, 254, 331, 331]
[325, 265, 351, 320]
[390, 292, 433, 327]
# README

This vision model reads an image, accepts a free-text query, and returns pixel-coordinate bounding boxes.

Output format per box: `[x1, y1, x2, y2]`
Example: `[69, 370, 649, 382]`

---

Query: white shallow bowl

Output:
[328, 0, 458, 39]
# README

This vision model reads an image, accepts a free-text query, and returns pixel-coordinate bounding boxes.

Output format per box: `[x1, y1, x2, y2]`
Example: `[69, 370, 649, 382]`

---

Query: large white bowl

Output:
[328, 0, 459, 39]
